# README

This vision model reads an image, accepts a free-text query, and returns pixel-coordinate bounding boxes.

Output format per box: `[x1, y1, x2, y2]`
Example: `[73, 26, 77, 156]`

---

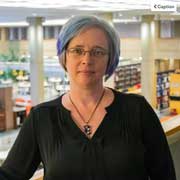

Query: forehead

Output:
[68, 26, 109, 48]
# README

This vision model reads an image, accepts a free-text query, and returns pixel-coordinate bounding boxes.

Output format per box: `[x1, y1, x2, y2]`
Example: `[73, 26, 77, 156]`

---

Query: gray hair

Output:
[57, 15, 120, 79]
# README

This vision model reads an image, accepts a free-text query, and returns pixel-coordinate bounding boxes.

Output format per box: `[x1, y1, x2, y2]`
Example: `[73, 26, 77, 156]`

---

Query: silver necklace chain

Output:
[68, 89, 105, 137]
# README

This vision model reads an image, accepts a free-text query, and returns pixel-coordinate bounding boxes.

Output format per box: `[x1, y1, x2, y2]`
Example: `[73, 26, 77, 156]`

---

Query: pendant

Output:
[84, 125, 92, 136]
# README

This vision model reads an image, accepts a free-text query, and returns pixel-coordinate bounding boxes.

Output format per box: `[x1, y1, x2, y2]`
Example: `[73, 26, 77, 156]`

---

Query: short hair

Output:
[57, 15, 120, 79]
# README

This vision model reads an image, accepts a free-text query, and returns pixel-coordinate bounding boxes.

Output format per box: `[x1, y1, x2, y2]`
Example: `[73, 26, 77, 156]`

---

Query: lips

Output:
[78, 70, 95, 74]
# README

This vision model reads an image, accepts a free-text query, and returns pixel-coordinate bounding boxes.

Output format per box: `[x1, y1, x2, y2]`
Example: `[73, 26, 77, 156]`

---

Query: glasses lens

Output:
[92, 49, 107, 57]
[72, 48, 83, 56]
[67, 47, 108, 58]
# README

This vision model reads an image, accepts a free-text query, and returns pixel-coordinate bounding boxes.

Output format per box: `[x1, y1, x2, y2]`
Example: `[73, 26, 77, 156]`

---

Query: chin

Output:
[77, 77, 102, 88]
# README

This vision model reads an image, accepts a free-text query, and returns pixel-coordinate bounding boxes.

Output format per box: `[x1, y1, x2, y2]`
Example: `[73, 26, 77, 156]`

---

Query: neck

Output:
[69, 84, 105, 105]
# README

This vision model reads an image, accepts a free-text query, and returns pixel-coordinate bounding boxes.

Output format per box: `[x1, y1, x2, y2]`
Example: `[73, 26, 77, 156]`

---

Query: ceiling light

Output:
[0, 18, 69, 27]
[0, 22, 28, 27]
[113, 18, 141, 23]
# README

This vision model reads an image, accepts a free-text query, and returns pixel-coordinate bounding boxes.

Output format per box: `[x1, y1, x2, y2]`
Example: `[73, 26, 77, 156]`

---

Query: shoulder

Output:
[112, 88, 145, 104]
[32, 96, 62, 112]
[28, 96, 63, 120]
[26, 96, 63, 130]
[110, 89, 153, 114]
[113, 90, 157, 117]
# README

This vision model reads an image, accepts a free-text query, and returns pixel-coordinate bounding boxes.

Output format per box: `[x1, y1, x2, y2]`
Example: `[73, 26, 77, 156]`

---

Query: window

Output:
[54, 26, 62, 39]
[43, 26, 62, 39]
[7, 27, 18, 40]
[114, 22, 141, 38]
[6, 27, 27, 40]
[160, 20, 180, 38]
[160, 20, 173, 38]
[44, 26, 54, 39]
[13, 28, 18, 40]
[20, 27, 27, 40]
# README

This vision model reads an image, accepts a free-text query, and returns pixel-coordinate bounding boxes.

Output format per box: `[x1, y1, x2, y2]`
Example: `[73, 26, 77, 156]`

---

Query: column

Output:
[169, 58, 174, 70]
[0, 28, 7, 53]
[1, 28, 6, 41]
[27, 17, 44, 106]
[141, 15, 159, 107]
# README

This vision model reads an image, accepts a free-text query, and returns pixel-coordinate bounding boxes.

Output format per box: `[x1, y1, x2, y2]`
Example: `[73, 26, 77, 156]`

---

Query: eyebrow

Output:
[69, 45, 108, 50]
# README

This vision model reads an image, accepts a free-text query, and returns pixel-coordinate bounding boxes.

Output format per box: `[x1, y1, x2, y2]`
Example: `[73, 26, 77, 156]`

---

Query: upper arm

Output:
[0, 108, 41, 180]
[141, 97, 176, 180]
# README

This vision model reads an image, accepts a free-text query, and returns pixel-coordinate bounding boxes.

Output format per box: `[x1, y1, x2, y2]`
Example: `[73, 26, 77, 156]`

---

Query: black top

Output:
[0, 89, 176, 180]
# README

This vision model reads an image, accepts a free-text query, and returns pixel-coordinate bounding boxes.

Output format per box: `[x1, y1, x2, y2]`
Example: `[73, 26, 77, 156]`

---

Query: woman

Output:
[0, 15, 176, 180]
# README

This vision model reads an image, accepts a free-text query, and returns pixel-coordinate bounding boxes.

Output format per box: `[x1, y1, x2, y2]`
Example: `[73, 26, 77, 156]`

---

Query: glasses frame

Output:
[66, 47, 109, 59]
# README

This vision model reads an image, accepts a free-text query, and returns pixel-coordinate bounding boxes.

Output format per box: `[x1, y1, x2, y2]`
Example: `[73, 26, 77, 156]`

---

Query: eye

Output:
[72, 48, 84, 55]
[92, 49, 106, 56]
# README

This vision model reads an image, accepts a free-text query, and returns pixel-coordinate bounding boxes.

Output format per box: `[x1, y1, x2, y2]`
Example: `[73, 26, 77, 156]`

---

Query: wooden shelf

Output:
[0, 86, 14, 130]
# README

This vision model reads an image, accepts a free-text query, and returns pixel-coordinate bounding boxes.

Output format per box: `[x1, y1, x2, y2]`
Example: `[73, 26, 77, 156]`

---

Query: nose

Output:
[82, 50, 92, 56]
[81, 52, 92, 65]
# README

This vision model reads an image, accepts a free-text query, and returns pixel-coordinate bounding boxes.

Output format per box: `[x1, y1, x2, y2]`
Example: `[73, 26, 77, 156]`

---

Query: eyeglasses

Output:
[66, 47, 109, 59]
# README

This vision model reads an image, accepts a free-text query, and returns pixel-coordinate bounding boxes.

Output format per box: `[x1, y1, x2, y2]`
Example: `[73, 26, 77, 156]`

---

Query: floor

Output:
[0, 128, 19, 165]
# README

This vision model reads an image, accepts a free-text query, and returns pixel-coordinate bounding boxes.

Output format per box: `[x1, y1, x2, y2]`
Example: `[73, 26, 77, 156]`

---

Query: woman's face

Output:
[65, 27, 109, 88]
